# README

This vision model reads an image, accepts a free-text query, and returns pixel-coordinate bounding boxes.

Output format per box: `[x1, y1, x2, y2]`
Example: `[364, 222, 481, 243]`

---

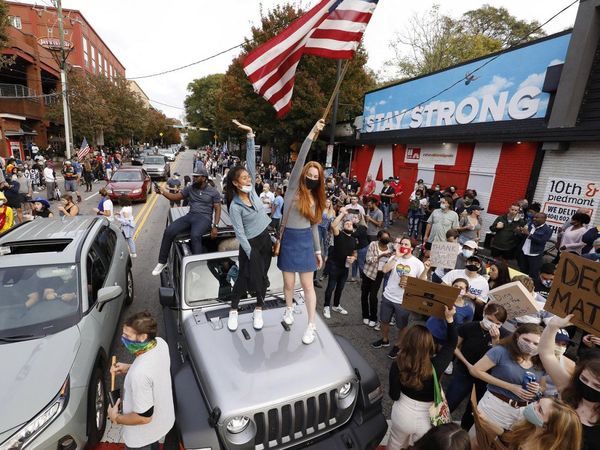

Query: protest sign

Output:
[429, 241, 461, 270]
[403, 277, 460, 319]
[489, 281, 540, 320]
[544, 252, 600, 335]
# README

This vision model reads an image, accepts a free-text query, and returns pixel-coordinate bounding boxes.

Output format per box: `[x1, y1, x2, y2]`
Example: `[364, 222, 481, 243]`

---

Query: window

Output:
[86, 248, 107, 306]
[98, 52, 103, 74]
[91, 46, 96, 73]
[82, 36, 89, 67]
[103, 58, 107, 76]
[96, 226, 117, 264]
[9, 16, 22, 29]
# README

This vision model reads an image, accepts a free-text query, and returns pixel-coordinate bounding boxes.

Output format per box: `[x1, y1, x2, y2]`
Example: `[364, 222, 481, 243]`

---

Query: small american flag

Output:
[77, 137, 90, 160]
[243, 0, 378, 118]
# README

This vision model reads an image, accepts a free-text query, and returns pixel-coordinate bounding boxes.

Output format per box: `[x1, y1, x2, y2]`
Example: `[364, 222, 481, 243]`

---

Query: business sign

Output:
[541, 177, 599, 236]
[362, 33, 571, 133]
[37, 37, 73, 50]
[545, 252, 600, 335]
[404, 144, 457, 167]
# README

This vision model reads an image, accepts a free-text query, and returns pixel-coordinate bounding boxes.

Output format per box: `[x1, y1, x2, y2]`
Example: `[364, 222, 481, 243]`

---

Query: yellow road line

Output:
[134, 193, 153, 223]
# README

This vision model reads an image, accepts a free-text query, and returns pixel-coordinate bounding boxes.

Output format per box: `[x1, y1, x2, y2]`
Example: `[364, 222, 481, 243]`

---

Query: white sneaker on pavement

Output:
[363, 318, 369, 325]
[374, 322, 381, 331]
[283, 306, 295, 325]
[302, 323, 317, 345]
[332, 305, 348, 315]
[253, 309, 263, 330]
[152, 263, 166, 276]
[228, 310, 238, 331]
[369, 321, 377, 327]
[131, 253, 137, 258]
[323, 307, 331, 319]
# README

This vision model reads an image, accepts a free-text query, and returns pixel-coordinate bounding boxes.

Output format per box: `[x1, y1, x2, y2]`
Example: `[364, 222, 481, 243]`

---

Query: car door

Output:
[142, 169, 150, 192]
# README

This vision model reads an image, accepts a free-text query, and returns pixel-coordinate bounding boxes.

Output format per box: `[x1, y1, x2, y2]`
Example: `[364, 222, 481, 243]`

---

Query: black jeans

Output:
[126, 441, 159, 450]
[231, 229, 272, 309]
[517, 251, 543, 280]
[158, 213, 212, 264]
[361, 271, 384, 321]
[445, 364, 487, 430]
[324, 263, 348, 307]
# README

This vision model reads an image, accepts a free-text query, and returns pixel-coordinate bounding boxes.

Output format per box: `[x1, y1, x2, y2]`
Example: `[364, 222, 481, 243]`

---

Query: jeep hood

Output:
[0, 326, 80, 434]
[183, 307, 355, 416]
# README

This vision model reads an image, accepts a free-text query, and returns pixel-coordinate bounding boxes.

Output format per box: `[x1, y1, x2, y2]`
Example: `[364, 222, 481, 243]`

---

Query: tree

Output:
[185, 73, 225, 129]
[384, 4, 545, 80]
[213, 2, 376, 159]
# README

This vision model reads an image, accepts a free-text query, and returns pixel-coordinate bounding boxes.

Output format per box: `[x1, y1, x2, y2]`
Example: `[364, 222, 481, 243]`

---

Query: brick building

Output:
[0, 1, 126, 160]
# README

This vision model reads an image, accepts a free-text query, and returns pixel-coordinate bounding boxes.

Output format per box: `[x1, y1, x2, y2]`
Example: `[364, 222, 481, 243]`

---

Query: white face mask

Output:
[440, 203, 448, 210]
[462, 249, 474, 258]
[554, 345, 567, 357]
[239, 185, 252, 193]
[481, 317, 497, 331]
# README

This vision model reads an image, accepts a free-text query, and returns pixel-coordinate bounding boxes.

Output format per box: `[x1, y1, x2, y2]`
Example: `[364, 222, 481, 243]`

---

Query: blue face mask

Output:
[522, 403, 544, 428]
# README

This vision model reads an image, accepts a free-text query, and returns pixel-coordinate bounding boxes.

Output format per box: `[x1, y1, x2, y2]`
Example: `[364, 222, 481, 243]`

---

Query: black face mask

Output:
[577, 377, 600, 403]
[343, 229, 354, 236]
[305, 177, 319, 190]
[379, 238, 390, 245]
[466, 264, 480, 272]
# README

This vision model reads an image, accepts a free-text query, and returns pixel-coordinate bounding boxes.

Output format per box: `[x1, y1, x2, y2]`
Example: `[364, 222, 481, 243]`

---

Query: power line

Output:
[369, 0, 580, 127]
[148, 98, 185, 110]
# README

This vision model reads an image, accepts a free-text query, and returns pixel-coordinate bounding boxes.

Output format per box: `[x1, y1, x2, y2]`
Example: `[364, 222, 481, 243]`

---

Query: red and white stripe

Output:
[243, 0, 378, 118]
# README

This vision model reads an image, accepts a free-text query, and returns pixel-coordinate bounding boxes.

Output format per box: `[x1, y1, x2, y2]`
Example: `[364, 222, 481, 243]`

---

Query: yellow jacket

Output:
[0, 205, 14, 233]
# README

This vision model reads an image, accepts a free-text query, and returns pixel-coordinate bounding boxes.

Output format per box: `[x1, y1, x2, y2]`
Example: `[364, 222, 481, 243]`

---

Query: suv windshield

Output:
[111, 171, 143, 182]
[144, 157, 165, 165]
[185, 256, 292, 304]
[0, 264, 80, 337]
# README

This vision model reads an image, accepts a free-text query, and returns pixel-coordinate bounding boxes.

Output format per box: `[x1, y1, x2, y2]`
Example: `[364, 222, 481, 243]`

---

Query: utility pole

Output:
[55, 0, 72, 159]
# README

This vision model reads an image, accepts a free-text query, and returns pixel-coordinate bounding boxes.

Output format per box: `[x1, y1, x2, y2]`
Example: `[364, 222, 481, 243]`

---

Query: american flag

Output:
[77, 137, 90, 160]
[243, 0, 378, 118]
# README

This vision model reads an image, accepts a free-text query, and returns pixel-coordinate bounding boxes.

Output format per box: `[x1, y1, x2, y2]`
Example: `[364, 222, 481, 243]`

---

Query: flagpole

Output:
[321, 59, 351, 122]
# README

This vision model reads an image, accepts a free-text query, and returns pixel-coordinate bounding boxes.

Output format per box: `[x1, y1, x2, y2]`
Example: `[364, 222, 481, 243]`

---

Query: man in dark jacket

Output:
[489, 203, 526, 260]
[517, 212, 553, 280]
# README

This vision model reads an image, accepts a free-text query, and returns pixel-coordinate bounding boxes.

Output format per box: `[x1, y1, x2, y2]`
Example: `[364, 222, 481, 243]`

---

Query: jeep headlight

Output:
[336, 381, 357, 410]
[338, 382, 353, 399]
[1, 377, 69, 450]
[226, 416, 250, 434]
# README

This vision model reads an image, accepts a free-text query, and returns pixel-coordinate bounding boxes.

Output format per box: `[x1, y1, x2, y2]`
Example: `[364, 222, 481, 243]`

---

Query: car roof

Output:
[114, 167, 143, 172]
[0, 217, 101, 267]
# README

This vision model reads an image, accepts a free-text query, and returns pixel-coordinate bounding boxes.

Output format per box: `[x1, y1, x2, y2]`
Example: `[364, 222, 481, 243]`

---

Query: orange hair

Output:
[297, 161, 326, 224]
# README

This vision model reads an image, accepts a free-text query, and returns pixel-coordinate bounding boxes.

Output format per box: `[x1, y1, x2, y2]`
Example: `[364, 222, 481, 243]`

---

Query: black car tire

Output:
[86, 364, 107, 446]
[125, 266, 134, 306]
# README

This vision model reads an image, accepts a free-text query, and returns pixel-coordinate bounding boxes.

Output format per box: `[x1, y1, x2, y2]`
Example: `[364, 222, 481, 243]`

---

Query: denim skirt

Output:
[277, 227, 317, 273]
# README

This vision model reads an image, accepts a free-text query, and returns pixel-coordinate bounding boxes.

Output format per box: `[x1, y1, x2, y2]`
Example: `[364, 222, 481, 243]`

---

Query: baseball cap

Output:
[173, 172, 180, 176]
[64, 160, 71, 165]
[467, 205, 483, 213]
[192, 167, 209, 177]
[555, 328, 572, 344]
[463, 240, 478, 249]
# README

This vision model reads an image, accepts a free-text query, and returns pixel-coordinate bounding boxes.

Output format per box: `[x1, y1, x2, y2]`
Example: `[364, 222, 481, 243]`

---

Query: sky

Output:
[40, 0, 579, 120]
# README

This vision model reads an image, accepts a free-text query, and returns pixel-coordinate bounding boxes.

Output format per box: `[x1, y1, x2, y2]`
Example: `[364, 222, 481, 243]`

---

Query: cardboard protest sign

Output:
[429, 241, 461, 270]
[544, 252, 600, 335]
[403, 277, 461, 318]
[488, 281, 540, 320]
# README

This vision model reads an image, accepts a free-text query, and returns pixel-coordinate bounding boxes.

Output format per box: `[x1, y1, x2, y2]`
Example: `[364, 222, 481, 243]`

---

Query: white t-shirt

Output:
[122, 338, 175, 448]
[442, 269, 489, 303]
[383, 255, 425, 304]
[101, 198, 114, 221]
[43, 167, 55, 182]
[259, 191, 275, 214]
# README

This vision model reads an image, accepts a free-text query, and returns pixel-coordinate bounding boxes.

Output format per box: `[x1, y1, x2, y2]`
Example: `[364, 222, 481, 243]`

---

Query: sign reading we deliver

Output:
[545, 252, 600, 335]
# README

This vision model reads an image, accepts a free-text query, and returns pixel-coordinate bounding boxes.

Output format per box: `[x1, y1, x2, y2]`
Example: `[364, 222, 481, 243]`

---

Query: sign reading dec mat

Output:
[544, 252, 600, 335]
[403, 277, 461, 319]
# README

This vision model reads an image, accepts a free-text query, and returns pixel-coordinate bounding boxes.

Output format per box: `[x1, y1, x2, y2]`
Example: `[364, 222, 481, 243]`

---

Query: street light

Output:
[159, 132, 164, 148]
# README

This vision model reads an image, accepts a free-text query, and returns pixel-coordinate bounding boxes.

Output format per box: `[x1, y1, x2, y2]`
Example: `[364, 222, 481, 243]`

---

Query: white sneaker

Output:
[131, 253, 137, 258]
[152, 263, 166, 276]
[283, 307, 295, 325]
[363, 318, 369, 325]
[374, 322, 381, 331]
[228, 310, 238, 331]
[253, 309, 263, 330]
[445, 361, 454, 375]
[323, 307, 331, 319]
[369, 321, 377, 327]
[332, 305, 348, 315]
[302, 323, 317, 345]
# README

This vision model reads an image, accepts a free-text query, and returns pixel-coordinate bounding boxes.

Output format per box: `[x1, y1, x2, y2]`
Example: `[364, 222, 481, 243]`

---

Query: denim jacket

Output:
[524, 223, 552, 255]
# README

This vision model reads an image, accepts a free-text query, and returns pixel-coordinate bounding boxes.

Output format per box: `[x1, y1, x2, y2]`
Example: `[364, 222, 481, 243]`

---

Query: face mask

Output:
[577, 377, 600, 403]
[522, 403, 545, 428]
[481, 317, 496, 331]
[305, 177, 319, 190]
[379, 238, 390, 245]
[517, 337, 539, 356]
[343, 229, 353, 236]
[399, 246, 411, 255]
[541, 279, 552, 288]
[435, 187, 440, 191]
[173, 175, 179, 180]
[465, 264, 479, 272]
[239, 185, 252, 193]
[121, 335, 156, 356]
[440, 203, 448, 210]
[462, 249, 474, 258]
[554, 345, 567, 357]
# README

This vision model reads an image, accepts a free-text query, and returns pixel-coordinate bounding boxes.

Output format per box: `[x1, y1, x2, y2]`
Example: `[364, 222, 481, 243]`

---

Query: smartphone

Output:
[153, 182, 161, 193]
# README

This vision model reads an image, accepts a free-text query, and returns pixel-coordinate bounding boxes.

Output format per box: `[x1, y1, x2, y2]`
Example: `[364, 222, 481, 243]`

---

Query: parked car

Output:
[131, 150, 145, 166]
[105, 167, 152, 202]
[158, 148, 177, 162]
[159, 207, 387, 450]
[0, 217, 134, 450]
[142, 155, 170, 180]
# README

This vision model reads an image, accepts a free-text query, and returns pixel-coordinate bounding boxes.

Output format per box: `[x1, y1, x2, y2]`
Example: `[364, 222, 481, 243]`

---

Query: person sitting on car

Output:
[152, 167, 222, 276]
[25, 270, 77, 309]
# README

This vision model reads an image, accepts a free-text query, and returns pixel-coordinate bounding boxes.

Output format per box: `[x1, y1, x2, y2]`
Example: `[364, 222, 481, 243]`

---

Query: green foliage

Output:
[185, 129, 212, 148]
[0, 0, 9, 51]
[385, 4, 546, 80]
[185, 73, 225, 128]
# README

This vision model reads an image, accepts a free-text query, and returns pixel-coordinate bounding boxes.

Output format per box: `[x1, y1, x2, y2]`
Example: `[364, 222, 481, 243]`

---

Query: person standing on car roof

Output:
[224, 120, 273, 332]
[108, 312, 175, 450]
[152, 167, 221, 276]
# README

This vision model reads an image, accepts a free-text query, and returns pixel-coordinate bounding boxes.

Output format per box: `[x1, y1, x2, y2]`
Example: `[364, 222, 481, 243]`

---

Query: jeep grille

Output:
[252, 388, 354, 449]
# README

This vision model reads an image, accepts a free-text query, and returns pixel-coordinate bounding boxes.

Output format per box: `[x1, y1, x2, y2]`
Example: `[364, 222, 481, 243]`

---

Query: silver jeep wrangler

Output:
[159, 207, 387, 450]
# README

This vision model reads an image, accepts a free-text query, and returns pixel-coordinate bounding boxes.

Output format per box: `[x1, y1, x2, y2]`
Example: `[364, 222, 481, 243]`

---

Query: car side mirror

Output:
[97, 286, 123, 309]
[159, 287, 176, 307]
